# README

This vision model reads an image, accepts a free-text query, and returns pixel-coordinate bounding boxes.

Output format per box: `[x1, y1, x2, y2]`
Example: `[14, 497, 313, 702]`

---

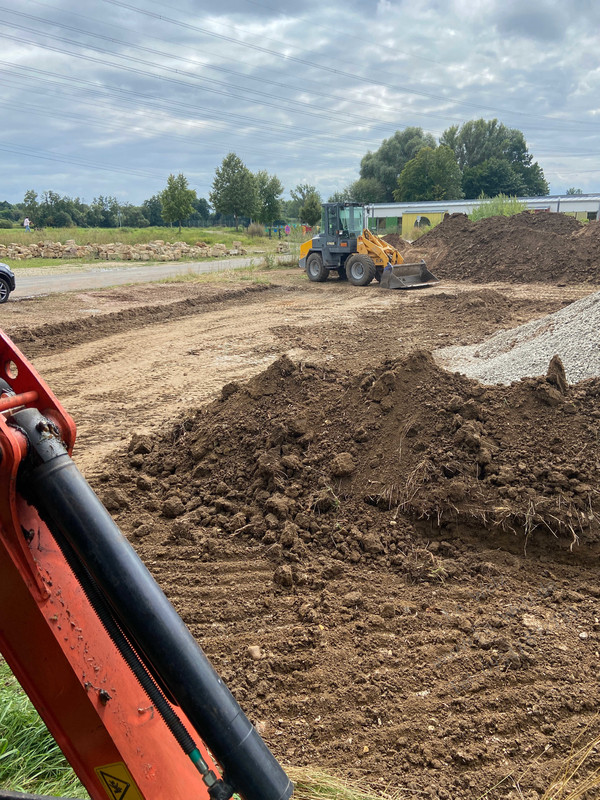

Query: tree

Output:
[161, 173, 197, 232]
[255, 170, 283, 235]
[566, 187, 583, 195]
[462, 157, 524, 199]
[142, 195, 164, 226]
[359, 128, 437, 201]
[395, 146, 463, 202]
[189, 197, 211, 226]
[288, 183, 319, 219]
[86, 196, 120, 227]
[347, 177, 388, 204]
[299, 191, 322, 227]
[210, 153, 257, 230]
[23, 190, 38, 223]
[440, 119, 548, 197]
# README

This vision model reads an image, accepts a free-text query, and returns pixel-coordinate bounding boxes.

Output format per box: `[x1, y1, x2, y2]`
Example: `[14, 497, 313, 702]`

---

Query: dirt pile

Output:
[109, 352, 600, 572]
[406, 212, 600, 284]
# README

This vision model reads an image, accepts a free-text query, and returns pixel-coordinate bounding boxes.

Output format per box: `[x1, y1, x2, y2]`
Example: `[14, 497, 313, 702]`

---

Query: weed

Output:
[469, 194, 527, 221]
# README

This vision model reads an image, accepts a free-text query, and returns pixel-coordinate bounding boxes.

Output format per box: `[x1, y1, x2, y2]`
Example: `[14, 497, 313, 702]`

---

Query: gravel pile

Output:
[435, 290, 600, 385]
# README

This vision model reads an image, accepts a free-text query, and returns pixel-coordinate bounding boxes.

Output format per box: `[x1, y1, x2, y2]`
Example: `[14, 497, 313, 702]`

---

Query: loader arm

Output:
[0, 330, 292, 800]
[357, 227, 404, 267]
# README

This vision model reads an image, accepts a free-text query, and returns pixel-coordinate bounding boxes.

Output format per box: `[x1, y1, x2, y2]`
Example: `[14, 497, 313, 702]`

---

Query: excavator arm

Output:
[0, 330, 292, 800]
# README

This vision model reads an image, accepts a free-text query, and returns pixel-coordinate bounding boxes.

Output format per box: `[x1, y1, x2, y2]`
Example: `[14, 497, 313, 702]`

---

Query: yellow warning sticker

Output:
[95, 762, 143, 800]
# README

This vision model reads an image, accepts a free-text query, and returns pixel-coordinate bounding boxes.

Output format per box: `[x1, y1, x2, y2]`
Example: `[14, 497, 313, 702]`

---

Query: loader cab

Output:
[322, 202, 363, 239]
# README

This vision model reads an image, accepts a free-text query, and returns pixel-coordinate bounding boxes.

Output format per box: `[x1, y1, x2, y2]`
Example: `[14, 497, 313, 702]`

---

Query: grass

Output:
[469, 194, 528, 221]
[0, 226, 271, 248]
[0, 660, 88, 798]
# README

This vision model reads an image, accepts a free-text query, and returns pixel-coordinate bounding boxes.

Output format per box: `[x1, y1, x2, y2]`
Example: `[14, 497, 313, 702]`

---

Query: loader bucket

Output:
[380, 260, 440, 290]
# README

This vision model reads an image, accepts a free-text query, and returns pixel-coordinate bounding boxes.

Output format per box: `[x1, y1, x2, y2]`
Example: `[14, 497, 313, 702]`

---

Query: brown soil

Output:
[6, 258, 600, 798]
[405, 212, 600, 285]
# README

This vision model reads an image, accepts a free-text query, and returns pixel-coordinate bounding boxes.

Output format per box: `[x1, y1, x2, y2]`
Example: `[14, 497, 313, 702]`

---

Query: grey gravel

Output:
[435, 290, 600, 385]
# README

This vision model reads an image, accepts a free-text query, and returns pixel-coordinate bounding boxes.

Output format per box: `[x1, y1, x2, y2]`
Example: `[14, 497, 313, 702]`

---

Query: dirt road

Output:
[11, 254, 281, 298]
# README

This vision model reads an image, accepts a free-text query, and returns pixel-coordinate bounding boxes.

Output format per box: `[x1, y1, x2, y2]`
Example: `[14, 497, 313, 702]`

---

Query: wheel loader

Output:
[299, 202, 439, 289]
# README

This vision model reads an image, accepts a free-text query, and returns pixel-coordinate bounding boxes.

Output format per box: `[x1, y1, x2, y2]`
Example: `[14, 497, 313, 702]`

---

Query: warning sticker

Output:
[95, 762, 143, 800]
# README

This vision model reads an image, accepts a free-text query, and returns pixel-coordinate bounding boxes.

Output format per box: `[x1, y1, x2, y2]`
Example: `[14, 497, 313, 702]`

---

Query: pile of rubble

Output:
[0, 239, 248, 261]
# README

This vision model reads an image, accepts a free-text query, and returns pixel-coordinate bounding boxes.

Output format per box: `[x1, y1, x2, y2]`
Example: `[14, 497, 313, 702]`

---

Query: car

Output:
[0, 263, 15, 303]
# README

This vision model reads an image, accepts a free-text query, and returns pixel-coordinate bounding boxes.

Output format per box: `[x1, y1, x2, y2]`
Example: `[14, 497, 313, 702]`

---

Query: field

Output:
[1, 212, 600, 799]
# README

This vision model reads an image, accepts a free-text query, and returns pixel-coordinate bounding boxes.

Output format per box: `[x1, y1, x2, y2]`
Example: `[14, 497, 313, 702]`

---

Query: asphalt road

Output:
[12, 255, 275, 298]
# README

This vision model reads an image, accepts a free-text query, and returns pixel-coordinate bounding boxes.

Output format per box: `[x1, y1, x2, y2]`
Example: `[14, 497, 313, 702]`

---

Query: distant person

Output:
[23, 217, 31, 232]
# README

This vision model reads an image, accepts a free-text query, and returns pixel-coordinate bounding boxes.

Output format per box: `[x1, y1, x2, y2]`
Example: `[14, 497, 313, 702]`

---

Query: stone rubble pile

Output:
[0, 239, 248, 261]
[435, 290, 600, 385]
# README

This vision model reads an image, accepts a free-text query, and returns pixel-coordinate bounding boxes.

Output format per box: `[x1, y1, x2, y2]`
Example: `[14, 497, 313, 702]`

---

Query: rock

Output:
[273, 564, 293, 587]
[330, 452, 356, 477]
[248, 645, 263, 660]
[546, 354, 568, 394]
[162, 495, 185, 518]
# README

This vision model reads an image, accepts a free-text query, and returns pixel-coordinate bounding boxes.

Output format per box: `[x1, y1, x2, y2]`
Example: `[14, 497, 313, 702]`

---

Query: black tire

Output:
[306, 252, 328, 282]
[346, 254, 376, 286]
[0, 278, 10, 304]
[337, 265, 347, 281]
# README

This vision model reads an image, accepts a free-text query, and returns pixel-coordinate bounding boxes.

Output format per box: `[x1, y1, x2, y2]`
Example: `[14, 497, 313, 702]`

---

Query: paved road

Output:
[12, 255, 282, 298]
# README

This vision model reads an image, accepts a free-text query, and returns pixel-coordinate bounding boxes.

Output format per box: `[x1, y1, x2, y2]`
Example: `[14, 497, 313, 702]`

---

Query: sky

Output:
[1, 0, 599, 206]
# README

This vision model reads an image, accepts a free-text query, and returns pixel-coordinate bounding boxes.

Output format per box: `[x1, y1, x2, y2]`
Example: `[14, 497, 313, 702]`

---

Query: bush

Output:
[247, 222, 265, 237]
[469, 194, 527, 221]
[0, 220, 12, 229]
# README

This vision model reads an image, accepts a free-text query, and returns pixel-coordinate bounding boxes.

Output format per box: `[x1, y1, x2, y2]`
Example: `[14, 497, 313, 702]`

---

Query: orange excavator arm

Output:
[0, 330, 292, 800]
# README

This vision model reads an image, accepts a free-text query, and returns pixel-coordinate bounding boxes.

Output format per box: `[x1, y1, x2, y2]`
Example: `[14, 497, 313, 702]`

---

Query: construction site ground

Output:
[4, 214, 600, 799]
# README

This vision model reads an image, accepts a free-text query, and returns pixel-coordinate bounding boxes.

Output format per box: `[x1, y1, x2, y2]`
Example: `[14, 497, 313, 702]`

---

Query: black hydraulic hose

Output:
[12, 409, 292, 800]
[46, 513, 197, 755]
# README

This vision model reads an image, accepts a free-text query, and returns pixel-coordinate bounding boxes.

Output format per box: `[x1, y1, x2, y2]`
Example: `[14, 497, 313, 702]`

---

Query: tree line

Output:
[0, 118, 554, 231]
[333, 119, 549, 204]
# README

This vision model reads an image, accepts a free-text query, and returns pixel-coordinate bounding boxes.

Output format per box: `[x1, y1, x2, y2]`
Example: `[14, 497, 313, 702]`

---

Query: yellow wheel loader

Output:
[299, 202, 439, 289]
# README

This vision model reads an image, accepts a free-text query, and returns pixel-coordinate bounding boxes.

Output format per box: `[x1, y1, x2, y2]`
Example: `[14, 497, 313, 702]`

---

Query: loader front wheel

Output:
[346, 254, 376, 286]
[306, 253, 328, 282]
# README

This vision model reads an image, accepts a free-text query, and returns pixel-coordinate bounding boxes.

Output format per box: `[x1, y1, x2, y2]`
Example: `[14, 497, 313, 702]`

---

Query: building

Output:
[366, 194, 600, 239]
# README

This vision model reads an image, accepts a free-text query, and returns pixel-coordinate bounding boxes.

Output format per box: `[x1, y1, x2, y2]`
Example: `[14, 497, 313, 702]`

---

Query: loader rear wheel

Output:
[346, 254, 376, 286]
[306, 253, 328, 282]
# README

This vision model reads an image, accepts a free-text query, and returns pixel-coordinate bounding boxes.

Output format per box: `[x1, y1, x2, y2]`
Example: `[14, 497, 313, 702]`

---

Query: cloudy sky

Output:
[1, 0, 599, 206]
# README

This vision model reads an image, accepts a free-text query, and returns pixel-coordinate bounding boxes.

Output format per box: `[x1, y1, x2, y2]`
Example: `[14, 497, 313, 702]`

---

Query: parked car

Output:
[0, 263, 15, 303]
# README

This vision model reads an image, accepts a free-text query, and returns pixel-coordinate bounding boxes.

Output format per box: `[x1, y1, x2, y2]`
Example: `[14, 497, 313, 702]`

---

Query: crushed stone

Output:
[435, 290, 600, 385]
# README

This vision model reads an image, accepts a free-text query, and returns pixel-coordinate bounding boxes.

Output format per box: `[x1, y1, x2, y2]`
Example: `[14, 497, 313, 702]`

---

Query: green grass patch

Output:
[0, 226, 280, 249]
[0, 660, 88, 798]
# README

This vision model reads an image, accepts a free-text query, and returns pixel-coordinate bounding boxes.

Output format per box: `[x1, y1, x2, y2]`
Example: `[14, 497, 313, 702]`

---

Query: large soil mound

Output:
[98, 353, 600, 797]
[112, 352, 599, 552]
[406, 212, 600, 284]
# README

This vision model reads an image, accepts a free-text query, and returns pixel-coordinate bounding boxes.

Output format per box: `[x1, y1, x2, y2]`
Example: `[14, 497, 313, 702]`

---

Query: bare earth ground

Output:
[3, 266, 600, 799]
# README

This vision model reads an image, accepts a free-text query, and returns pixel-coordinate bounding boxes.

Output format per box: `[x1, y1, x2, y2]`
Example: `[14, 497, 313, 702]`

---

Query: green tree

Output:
[299, 191, 322, 227]
[255, 170, 283, 235]
[347, 177, 388, 204]
[395, 146, 463, 202]
[462, 157, 523, 199]
[359, 128, 437, 202]
[566, 187, 583, 195]
[440, 119, 548, 197]
[210, 153, 257, 230]
[121, 204, 149, 227]
[142, 195, 164, 226]
[328, 188, 352, 203]
[86, 196, 120, 228]
[288, 183, 319, 219]
[23, 190, 38, 223]
[161, 173, 197, 233]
